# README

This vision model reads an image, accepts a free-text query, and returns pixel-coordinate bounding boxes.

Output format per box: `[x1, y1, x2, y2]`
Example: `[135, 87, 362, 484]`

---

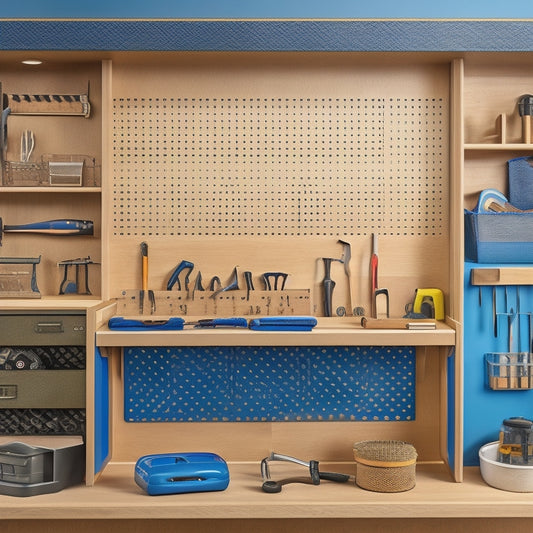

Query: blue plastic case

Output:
[134, 452, 230, 495]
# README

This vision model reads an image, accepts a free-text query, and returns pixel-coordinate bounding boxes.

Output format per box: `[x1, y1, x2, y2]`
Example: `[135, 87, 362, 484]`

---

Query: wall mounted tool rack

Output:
[116, 289, 312, 316]
[471, 268, 533, 286]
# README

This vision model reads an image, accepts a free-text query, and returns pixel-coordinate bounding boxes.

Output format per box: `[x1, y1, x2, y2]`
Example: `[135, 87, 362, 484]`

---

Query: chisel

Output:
[322, 258, 343, 317]
[140, 242, 148, 313]
[192, 272, 204, 301]
[244, 271, 254, 301]
[0, 218, 93, 245]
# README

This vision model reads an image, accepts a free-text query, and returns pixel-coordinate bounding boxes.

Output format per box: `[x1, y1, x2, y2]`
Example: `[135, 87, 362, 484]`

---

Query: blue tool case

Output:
[134, 452, 230, 495]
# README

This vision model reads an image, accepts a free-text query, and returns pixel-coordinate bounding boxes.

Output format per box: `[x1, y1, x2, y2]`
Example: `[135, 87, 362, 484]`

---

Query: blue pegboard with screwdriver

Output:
[463, 263, 533, 466]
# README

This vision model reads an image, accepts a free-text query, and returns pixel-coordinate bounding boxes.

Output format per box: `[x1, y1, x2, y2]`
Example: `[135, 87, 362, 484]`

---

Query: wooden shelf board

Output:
[471, 268, 533, 286]
[96, 319, 456, 347]
[0, 463, 530, 520]
[464, 143, 533, 151]
[0, 187, 102, 193]
[0, 296, 102, 310]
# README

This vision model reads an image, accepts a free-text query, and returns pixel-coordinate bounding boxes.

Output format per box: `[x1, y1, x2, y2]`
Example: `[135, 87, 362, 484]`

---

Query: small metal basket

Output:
[353, 440, 417, 493]
[42, 154, 99, 187]
[3, 161, 43, 186]
[2, 155, 100, 187]
[485, 352, 533, 390]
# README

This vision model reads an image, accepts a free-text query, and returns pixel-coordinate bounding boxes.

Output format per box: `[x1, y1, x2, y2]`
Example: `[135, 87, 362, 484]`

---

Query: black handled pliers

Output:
[260, 452, 350, 493]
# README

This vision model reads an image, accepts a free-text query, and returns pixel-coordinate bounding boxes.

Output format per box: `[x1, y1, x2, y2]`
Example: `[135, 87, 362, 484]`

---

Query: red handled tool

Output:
[370, 233, 378, 315]
[370, 233, 378, 294]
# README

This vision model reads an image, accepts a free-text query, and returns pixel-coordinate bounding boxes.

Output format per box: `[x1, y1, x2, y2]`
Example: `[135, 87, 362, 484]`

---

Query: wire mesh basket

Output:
[2, 155, 100, 187]
[3, 161, 44, 186]
[486, 352, 533, 390]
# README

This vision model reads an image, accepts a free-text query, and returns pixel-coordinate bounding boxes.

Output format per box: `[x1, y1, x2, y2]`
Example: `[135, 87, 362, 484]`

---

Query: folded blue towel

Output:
[249, 316, 317, 331]
[108, 317, 184, 330]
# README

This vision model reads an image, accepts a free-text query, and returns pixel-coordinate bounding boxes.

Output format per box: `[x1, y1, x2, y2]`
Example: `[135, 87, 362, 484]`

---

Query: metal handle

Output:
[34, 322, 63, 333]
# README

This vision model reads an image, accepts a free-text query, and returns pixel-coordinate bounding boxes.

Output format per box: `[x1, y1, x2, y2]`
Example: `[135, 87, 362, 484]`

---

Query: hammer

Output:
[0, 218, 93, 245]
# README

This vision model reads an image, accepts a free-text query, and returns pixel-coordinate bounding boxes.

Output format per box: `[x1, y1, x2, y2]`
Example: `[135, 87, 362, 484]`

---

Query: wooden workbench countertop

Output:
[0, 463, 531, 520]
[96, 317, 456, 348]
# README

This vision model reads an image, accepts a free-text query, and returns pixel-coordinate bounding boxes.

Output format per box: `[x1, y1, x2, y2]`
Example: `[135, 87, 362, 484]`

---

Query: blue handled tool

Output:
[0, 218, 93, 245]
[108, 317, 248, 330]
[166, 260, 194, 291]
[184, 317, 248, 329]
[210, 266, 239, 299]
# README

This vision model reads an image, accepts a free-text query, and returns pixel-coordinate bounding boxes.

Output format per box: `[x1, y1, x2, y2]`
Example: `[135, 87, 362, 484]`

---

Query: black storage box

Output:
[0, 436, 84, 496]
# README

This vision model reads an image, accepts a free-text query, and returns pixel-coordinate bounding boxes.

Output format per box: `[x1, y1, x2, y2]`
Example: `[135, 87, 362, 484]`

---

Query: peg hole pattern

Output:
[112, 97, 447, 237]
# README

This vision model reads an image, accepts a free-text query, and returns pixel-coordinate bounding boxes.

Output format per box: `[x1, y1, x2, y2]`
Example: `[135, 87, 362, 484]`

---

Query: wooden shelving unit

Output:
[3, 20, 533, 533]
[1, 49, 463, 523]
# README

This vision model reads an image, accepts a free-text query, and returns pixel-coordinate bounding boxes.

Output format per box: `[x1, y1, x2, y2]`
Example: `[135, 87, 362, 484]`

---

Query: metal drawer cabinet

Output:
[0, 311, 86, 436]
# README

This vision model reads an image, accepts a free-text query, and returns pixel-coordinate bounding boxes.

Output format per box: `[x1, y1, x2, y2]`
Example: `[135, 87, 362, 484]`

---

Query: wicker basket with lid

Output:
[353, 440, 417, 492]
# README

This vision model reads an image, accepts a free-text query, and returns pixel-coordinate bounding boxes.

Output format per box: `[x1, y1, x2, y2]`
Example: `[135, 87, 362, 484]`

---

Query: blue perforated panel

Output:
[124, 346, 415, 423]
[2, 20, 533, 52]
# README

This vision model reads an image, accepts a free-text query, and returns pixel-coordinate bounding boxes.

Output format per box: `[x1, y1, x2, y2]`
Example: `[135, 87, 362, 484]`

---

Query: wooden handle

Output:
[523, 115, 531, 144]
[142, 256, 148, 291]
[471, 268, 533, 286]
[360, 318, 435, 329]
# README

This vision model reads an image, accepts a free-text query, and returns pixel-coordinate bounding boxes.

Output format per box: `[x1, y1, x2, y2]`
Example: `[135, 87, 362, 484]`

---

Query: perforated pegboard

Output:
[124, 345, 415, 423]
[112, 97, 447, 237]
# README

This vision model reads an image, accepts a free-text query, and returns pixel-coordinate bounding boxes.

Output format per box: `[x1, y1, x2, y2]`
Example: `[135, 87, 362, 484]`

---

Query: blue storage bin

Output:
[509, 156, 533, 210]
[465, 209, 533, 263]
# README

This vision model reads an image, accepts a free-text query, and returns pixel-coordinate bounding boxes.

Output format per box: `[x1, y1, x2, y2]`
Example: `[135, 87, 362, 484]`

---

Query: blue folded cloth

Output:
[249, 316, 317, 331]
[108, 317, 184, 330]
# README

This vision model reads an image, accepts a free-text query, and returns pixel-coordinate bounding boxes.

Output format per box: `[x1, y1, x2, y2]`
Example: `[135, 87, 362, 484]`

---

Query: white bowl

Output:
[479, 441, 533, 492]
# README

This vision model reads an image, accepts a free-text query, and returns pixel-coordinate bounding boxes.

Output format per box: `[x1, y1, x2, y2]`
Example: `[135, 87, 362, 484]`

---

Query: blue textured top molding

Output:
[1, 19, 533, 52]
